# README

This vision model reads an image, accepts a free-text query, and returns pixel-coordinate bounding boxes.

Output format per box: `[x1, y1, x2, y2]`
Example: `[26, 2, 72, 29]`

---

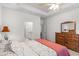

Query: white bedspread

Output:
[25, 40, 57, 56]
[11, 40, 38, 56]
[0, 39, 57, 56]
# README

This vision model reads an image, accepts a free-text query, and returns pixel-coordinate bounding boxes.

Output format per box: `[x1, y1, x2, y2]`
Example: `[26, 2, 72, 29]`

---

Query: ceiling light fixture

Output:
[48, 3, 59, 11]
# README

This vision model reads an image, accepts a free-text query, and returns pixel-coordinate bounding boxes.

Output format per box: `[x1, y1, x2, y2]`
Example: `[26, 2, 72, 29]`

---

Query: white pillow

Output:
[9, 34, 26, 55]
[11, 40, 24, 56]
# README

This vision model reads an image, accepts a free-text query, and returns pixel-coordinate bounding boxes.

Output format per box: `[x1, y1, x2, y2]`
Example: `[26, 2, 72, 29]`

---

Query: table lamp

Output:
[2, 26, 10, 40]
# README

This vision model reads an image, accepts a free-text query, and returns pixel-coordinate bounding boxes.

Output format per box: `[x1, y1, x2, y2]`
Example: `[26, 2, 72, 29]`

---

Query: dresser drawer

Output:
[65, 39, 78, 44]
[56, 34, 64, 37]
[65, 43, 76, 51]
[65, 39, 78, 51]
[56, 36, 64, 40]
[56, 33, 65, 45]
[56, 38, 64, 45]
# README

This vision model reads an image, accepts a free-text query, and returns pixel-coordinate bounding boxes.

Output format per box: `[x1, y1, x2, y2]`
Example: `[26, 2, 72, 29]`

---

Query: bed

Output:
[37, 39, 70, 56]
[0, 38, 70, 56]
[0, 39, 57, 56]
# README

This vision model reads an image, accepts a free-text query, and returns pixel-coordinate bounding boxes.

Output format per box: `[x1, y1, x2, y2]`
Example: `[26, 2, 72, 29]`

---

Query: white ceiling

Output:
[24, 3, 59, 13]
[0, 3, 79, 17]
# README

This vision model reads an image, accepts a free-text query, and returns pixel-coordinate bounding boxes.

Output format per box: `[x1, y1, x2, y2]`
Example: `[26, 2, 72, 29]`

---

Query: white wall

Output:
[2, 7, 41, 41]
[46, 8, 79, 42]
[0, 5, 2, 26]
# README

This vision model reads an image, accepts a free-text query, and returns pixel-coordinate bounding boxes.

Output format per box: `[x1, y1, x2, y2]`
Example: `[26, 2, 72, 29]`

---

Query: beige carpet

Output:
[68, 49, 79, 56]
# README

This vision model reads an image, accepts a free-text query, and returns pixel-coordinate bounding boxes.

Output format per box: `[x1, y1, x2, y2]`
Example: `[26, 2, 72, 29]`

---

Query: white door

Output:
[24, 22, 33, 39]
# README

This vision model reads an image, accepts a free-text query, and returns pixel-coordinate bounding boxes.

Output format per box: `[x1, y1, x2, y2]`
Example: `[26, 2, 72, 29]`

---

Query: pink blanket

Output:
[37, 39, 70, 56]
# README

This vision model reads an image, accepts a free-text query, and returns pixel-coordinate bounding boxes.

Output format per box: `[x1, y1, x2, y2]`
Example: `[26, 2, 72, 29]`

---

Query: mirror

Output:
[61, 21, 76, 33]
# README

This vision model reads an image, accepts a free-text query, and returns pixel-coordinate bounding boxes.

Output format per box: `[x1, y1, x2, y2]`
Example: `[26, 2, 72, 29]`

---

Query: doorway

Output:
[41, 18, 47, 39]
[24, 22, 33, 39]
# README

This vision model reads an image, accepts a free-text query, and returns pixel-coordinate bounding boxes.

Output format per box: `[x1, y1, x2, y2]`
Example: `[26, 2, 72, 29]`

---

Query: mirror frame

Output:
[61, 21, 76, 33]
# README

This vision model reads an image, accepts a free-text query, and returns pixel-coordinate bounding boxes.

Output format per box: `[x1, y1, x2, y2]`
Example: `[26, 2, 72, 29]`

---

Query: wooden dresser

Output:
[56, 32, 79, 52]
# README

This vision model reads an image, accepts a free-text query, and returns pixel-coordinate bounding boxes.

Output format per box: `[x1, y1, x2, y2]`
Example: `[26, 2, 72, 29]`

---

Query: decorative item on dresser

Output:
[56, 21, 79, 53]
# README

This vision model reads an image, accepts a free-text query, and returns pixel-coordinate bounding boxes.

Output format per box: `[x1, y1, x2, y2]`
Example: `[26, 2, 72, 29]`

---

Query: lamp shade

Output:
[2, 26, 10, 32]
